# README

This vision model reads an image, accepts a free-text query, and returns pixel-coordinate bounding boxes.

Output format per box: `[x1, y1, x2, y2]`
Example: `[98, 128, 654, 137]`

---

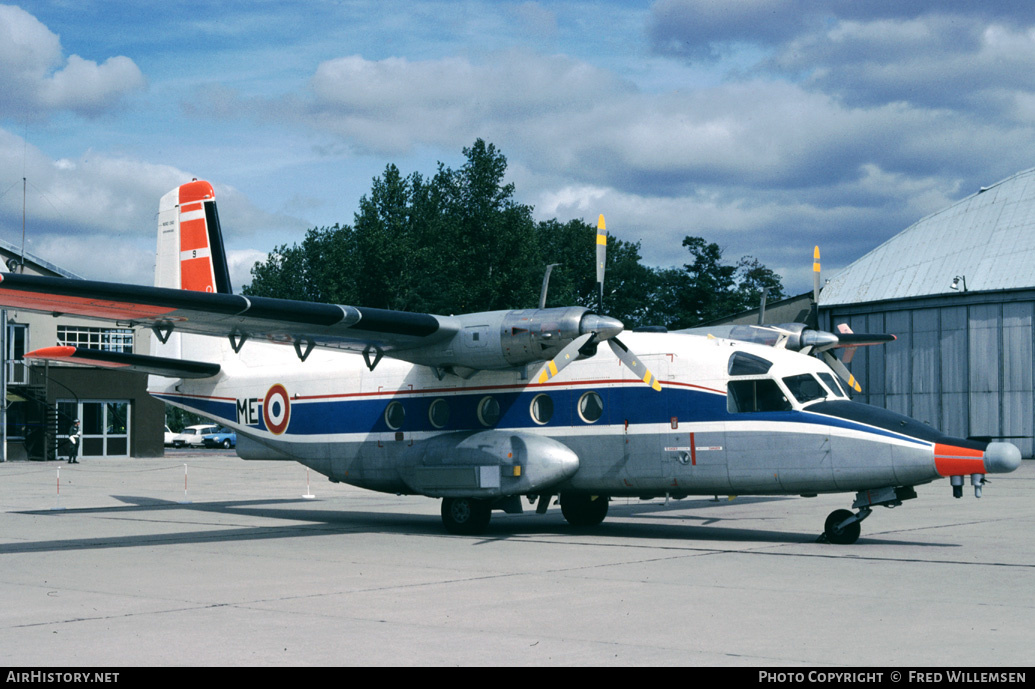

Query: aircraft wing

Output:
[0, 273, 459, 356]
[25, 346, 221, 379]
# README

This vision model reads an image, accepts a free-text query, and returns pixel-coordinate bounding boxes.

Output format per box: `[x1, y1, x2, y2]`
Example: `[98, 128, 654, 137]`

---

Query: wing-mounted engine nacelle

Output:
[398, 306, 623, 374]
[719, 322, 838, 352]
[499, 306, 622, 364]
[400, 430, 580, 498]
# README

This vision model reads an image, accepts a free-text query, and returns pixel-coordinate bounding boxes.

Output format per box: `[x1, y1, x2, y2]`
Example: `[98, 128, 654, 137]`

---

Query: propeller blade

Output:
[608, 337, 662, 391]
[822, 350, 862, 393]
[813, 246, 821, 303]
[808, 245, 821, 329]
[596, 214, 606, 312]
[537, 332, 594, 384]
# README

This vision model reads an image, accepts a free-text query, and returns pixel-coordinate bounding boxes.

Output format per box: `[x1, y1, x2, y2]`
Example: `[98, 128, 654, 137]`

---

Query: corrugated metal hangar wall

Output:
[820, 168, 1035, 458]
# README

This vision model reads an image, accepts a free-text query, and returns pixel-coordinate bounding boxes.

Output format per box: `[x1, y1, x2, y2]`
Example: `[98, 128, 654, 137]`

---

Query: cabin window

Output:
[428, 399, 449, 429]
[783, 374, 828, 404]
[385, 401, 405, 430]
[727, 379, 791, 413]
[477, 396, 500, 427]
[578, 391, 603, 423]
[728, 351, 773, 376]
[530, 394, 553, 425]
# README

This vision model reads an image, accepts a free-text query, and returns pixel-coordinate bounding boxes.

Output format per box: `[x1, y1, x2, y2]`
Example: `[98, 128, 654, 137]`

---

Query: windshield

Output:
[817, 372, 847, 398]
[782, 373, 829, 404]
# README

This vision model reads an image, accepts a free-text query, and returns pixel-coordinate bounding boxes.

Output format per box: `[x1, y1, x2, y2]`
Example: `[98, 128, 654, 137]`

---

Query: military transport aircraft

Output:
[0, 180, 1021, 543]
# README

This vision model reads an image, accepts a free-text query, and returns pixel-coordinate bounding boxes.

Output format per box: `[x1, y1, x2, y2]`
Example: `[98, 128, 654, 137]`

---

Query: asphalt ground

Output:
[0, 450, 1032, 668]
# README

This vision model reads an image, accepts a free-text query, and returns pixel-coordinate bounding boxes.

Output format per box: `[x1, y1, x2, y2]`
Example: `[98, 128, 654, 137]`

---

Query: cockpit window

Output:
[728, 351, 773, 376]
[728, 379, 792, 413]
[817, 372, 847, 398]
[783, 374, 828, 404]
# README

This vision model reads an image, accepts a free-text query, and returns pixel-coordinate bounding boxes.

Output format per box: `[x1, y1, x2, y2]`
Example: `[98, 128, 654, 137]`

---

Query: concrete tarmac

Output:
[0, 451, 1032, 667]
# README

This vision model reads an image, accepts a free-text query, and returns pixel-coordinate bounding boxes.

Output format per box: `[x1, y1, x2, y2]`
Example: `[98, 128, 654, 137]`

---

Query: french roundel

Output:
[263, 384, 291, 435]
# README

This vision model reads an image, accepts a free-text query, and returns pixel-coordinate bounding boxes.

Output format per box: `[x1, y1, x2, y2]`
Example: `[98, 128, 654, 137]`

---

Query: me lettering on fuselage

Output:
[237, 397, 260, 426]
[0, 179, 1020, 540]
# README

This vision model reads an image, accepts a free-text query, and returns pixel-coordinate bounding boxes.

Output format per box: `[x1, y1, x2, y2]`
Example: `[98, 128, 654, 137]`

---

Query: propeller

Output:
[607, 337, 662, 391]
[537, 332, 594, 384]
[537, 215, 662, 391]
[808, 245, 821, 328]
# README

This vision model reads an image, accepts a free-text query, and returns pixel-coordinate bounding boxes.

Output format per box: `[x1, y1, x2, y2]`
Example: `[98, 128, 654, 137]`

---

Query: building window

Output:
[57, 326, 134, 353]
[6, 322, 28, 385]
[57, 399, 131, 458]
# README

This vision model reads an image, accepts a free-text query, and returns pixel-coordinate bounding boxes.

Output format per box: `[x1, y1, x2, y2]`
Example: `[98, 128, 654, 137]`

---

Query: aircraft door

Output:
[661, 368, 730, 494]
[617, 355, 673, 482]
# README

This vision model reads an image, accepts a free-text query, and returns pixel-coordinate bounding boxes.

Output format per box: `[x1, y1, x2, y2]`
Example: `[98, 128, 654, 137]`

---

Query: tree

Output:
[242, 141, 785, 332]
[658, 237, 786, 328]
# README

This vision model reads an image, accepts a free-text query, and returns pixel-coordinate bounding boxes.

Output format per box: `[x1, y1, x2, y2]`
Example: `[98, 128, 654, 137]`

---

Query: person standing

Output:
[67, 419, 80, 464]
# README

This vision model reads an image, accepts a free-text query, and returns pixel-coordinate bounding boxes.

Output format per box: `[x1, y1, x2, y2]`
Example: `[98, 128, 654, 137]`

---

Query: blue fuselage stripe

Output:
[154, 385, 930, 446]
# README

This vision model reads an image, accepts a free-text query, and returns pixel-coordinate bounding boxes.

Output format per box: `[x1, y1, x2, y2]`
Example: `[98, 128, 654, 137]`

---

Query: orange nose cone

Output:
[934, 443, 985, 477]
[935, 441, 1023, 476]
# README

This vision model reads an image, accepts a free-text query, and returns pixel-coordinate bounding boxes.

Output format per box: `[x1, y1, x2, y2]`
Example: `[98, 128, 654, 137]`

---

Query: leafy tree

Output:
[242, 141, 785, 333]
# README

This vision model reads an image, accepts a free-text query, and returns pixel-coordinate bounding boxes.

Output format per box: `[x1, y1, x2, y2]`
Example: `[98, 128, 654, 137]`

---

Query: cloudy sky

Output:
[2, 1, 1035, 298]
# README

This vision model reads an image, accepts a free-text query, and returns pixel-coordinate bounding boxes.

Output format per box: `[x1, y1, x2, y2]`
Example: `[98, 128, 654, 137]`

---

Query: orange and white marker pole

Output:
[51, 467, 66, 511]
[179, 464, 192, 504]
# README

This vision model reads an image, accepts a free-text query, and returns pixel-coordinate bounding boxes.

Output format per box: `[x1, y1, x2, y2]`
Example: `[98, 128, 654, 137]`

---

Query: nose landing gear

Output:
[819, 485, 918, 544]
[821, 508, 868, 544]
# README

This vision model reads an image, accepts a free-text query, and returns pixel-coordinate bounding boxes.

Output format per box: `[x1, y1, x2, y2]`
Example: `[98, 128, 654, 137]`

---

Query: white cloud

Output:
[0, 4, 145, 119]
[0, 127, 302, 285]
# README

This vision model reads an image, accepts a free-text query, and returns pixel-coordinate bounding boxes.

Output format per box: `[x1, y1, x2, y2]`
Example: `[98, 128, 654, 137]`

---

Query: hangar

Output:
[819, 167, 1035, 458]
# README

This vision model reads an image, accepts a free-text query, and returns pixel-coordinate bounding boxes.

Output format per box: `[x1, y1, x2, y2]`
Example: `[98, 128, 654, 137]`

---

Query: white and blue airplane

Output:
[0, 180, 1021, 542]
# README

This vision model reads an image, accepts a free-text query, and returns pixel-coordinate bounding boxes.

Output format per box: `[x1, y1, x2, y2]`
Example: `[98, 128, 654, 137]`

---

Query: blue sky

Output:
[3, 1, 1035, 299]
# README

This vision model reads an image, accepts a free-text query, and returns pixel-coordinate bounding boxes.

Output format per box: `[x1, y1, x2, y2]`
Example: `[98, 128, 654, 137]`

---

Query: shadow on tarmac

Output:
[2, 493, 952, 553]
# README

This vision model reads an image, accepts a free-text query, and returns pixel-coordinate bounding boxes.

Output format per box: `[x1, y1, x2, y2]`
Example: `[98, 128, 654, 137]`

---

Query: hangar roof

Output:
[820, 167, 1035, 306]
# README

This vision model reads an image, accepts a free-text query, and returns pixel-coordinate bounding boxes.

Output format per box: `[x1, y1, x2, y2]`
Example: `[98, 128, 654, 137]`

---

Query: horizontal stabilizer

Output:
[25, 346, 221, 379]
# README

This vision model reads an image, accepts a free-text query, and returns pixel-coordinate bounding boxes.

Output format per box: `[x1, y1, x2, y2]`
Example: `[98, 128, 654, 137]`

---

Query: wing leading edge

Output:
[0, 272, 459, 357]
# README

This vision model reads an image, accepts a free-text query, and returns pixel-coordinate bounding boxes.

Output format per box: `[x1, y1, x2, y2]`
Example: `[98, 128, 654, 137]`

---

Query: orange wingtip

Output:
[25, 346, 128, 368]
[25, 346, 77, 359]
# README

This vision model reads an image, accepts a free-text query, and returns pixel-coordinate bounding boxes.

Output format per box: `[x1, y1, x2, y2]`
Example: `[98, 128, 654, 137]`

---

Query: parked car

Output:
[172, 424, 219, 448]
[202, 427, 237, 449]
[164, 425, 177, 447]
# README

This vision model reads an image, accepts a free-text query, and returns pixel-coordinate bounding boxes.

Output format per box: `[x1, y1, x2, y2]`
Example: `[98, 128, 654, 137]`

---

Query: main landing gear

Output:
[439, 492, 611, 535]
[559, 493, 609, 527]
[441, 497, 492, 535]
[819, 485, 918, 545]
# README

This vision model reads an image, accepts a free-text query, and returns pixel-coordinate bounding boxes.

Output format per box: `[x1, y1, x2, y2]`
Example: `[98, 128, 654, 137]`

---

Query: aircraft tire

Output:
[560, 493, 609, 527]
[441, 497, 492, 535]
[824, 509, 861, 545]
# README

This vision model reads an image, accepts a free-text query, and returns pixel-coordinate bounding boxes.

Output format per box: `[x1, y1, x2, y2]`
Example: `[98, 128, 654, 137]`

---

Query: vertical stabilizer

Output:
[153, 179, 234, 367]
[155, 179, 232, 294]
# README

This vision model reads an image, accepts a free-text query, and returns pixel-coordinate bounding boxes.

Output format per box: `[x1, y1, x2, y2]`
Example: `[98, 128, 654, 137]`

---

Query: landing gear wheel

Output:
[824, 509, 861, 545]
[560, 493, 609, 528]
[441, 497, 492, 535]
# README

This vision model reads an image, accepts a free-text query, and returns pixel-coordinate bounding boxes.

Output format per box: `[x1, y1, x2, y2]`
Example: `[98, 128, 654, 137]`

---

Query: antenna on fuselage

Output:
[539, 263, 560, 309]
